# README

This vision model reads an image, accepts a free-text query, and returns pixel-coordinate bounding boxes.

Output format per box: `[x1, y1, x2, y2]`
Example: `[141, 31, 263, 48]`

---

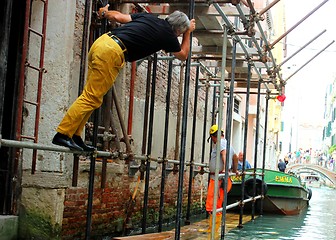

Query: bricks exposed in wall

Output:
[61, 164, 206, 239]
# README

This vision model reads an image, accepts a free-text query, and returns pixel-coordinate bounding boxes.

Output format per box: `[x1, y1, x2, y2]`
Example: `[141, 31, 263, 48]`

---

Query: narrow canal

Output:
[225, 187, 336, 239]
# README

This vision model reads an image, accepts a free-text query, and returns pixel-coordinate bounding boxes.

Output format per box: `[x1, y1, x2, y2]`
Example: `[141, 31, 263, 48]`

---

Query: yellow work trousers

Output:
[205, 178, 232, 213]
[57, 33, 126, 137]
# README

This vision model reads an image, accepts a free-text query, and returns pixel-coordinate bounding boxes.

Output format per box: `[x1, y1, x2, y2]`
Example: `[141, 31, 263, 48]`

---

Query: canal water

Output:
[225, 187, 336, 239]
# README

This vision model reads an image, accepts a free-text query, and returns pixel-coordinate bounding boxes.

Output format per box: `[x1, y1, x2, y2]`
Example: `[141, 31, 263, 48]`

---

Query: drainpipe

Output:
[142, 53, 157, 234]
[158, 57, 173, 232]
[186, 65, 200, 224]
[238, 63, 252, 227]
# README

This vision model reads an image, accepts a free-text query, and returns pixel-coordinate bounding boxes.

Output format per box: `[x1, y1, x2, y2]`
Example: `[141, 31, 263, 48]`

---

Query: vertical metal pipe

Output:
[0, 0, 12, 133]
[175, 1, 195, 238]
[158, 57, 173, 232]
[127, 62, 136, 135]
[251, 80, 262, 220]
[201, 84, 209, 164]
[186, 65, 200, 224]
[102, 90, 112, 189]
[211, 85, 217, 124]
[72, 155, 79, 187]
[142, 53, 158, 234]
[101, 157, 107, 188]
[219, 35, 234, 240]
[111, 87, 132, 153]
[260, 91, 271, 215]
[85, 109, 99, 240]
[30, 0, 48, 174]
[16, 0, 31, 141]
[1, 0, 13, 214]
[140, 59, 152, 179]
[78, 0, 92, 94]
[238, 63, 252, 227]
[174, 65, 184, 161]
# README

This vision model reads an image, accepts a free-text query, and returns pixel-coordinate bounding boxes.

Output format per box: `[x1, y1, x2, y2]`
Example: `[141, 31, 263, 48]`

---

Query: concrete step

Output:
[0, 215, 18, 240]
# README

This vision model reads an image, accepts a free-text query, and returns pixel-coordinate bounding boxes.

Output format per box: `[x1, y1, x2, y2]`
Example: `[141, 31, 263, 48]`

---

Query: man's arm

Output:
[172, 19, 196, 61]
[232, 153, 238, 173]
[220, 149, 227, 172]
[99, 4, 132, 23]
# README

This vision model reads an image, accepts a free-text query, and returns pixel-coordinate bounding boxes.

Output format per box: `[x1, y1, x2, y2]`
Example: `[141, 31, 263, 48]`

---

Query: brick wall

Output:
[61, 163, 207, 239]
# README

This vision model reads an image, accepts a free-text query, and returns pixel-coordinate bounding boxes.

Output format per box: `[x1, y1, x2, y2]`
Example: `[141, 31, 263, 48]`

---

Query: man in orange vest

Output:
[205, 124, 238, 233]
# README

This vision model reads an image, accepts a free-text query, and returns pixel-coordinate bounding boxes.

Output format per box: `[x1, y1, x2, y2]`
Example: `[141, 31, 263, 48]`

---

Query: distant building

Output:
[322, 79, 336, 154]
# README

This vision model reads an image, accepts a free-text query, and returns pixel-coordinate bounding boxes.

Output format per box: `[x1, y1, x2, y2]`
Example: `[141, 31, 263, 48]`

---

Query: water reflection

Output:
[225, 187, 336, 240]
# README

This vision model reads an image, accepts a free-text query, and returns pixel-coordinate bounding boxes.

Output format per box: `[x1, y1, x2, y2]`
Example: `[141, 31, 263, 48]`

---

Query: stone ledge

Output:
[0, 215, 18, 240]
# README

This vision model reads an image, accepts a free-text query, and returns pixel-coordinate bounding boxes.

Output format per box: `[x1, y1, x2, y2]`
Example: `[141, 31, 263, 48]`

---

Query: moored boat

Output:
[227, 168, 311, 215]
[300, 172, 321, 188]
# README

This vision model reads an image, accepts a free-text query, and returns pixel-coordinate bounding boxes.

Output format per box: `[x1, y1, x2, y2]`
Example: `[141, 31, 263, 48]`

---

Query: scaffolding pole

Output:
[285, 40, 335, 82]
[213, 3, 271, 92]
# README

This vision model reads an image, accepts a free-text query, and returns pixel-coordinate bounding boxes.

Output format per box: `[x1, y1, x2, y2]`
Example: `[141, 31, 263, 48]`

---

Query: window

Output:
[234, 98, 240, 114]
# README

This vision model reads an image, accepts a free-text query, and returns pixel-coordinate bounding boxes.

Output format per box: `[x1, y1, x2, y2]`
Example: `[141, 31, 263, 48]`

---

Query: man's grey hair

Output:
[166, 11, 190, 34]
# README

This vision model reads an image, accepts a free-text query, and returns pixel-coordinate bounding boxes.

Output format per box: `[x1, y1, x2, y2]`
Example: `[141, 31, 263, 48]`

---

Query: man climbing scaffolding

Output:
[52, 4, 196, 151]
[205, 124, 238, 234]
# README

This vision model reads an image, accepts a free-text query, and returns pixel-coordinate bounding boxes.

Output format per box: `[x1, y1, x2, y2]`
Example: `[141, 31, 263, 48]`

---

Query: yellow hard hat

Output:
[209, 124, 218, 135]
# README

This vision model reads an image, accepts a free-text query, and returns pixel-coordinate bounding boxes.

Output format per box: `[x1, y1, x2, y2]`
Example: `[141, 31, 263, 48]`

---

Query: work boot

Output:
[72, 135, 95, 152]
[52, 132, 83, 151]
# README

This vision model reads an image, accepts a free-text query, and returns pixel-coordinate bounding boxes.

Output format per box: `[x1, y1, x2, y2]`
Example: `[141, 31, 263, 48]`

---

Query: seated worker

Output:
[237, 151, 252, 171]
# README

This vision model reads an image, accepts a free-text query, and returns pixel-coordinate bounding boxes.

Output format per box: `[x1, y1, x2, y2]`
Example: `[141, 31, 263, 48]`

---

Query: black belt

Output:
[107, 32, 128, 60]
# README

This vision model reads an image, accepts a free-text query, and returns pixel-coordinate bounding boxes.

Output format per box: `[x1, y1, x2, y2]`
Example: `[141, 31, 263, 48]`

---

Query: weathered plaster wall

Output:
[18, 1, 211, 239]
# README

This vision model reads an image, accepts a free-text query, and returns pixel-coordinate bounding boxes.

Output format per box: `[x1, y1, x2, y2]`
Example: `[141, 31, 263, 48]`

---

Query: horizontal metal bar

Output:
[23, 99, 38, 106]
[244, 172, 264, 176]
[215, 194, 263, 213]
[0, 137, 118, 157]
[0, 137, 210, 168]
[20, 135, 36, 141]
[198, 83, 221, 87]
[29, 27, 43, 37]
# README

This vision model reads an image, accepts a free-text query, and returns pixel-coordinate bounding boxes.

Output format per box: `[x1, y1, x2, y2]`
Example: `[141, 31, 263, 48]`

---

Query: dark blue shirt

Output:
[237, 160, 251, 170]
[112, 13, 181, 62]
[278, 161, 286, 171]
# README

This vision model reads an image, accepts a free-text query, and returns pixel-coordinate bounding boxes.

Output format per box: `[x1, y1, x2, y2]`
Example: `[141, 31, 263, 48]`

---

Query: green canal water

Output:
[225, 187, 336, 240]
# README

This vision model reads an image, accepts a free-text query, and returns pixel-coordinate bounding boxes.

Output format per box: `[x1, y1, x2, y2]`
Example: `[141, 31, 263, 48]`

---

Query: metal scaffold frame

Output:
[1, 0, 335, 239]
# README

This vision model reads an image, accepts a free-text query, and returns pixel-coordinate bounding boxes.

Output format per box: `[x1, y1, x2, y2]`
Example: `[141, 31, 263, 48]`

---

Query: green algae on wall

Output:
[19, 207, 62, 240]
